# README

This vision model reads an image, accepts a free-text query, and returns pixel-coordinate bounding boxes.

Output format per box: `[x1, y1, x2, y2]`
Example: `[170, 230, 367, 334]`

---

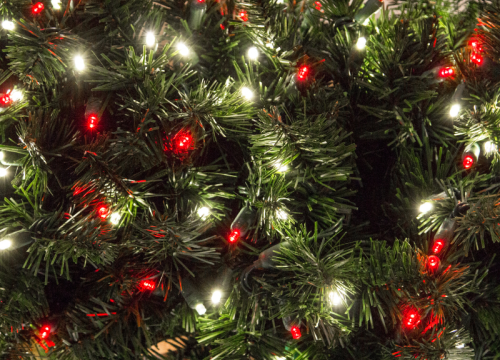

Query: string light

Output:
[297, 65, 310, 81]
[439, 67, 454, 78]
[228, 229, 240, 243]
[239, 10, 248, 22]
[211, 289, 222, 304]
[276, 209, 288, 220]
[432, 239, 445, 254]
[2, 20, 14, 30]
[0, 239, 12, 250]
[87, 114, 98, 129]
[110, 212, 121, 225]
[241, 87, 254, 100]
[195, 303, 207, 315]
[419, 202, 433, 214]
[197, 206, 210, 219]
[449, 104, 460, 118]
[145, 32, 156, 47]
[40, 325, 50, 339]
[462, 155, 474, 170]
[274, 161, 288, 173]
[403, 308, 421, 329]
[456, 343, 465, 349]
[0, 168, 7, 177]
[0, 94, 11, 107]
[356, 37, 367, 50]
[247, 46, 259, 60]
[428, 255, 440, 269]
[51, 0, 62, 9]
[10, 89, 23, 102]
[74, 55, 85, 71]
[32, 2, 44, 14]
[97, 205, 109, 219]
[484, 141, 497, 154]
[328, 290, 342, 306]
[176, 42, 190, 56]
[140, 280, 156, 291]
[290, 325, 301, 339]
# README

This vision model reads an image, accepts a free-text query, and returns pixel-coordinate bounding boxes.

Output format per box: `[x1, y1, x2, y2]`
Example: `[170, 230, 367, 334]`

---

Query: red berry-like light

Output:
[40, 325, 50, 339]
[298, 65, 310, 81]
[314, 1, 322, 10]
[428, 255, 440, 269]
[97, 205, 109, 219]
[177, 134, 192, 149]
[228, 229, 240, 243]
[140, 280, 156, 291]
[0, 94, 12, 107]
[32, 2, 44, 14]
[469, 39, 483, 52]
[88, 114, 98, 129]
[239, 10, 248, 22]
[291, 325, 301, 339]
[403, 308, 421, 329]
[463, 155, 475, 169]
[438, 67, 454, 78]
[432, 239, 445, 254]
[471, 52, 483, 65]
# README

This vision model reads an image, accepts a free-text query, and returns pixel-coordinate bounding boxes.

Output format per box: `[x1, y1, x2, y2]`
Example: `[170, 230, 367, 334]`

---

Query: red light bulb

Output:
[314, 1, 322, 10]
[228, 229, 240, 243]
[0, 93, 12, 107]
[439, 67, 454, 78]
[32, 2, 44, 14]
[40, 325, 50, 339]
[291, 325, 301, 339]
[140, 280, 156, 291]
[471, 52, 483, 65]
[403, 308, 421, 329]
[463, 155, 474, 169]
[97, 205, 109, 219]
[432, 239, 445, 254]
[178, 135, 192, 148]
[239, 10, 248, 22]
[428, 255, 440, 269]
[298, 65, 310, 81]
[87, 114, 98, 129]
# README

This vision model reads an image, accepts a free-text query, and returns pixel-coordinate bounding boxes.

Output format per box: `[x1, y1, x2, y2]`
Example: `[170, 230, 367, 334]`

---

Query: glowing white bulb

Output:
[0, 168, 7, 177]
[329, 291, 342, 306]
[456, 343, 465, 349]
[197, 206, 210, 220]
[10, 89, 23, 102]
[274, 161, 288, 173]
[247, 46, 259, 60]
[275, 357, 286, 360]
[211, 290, 222, 304]
[276, 0, 284, 3]
[2, 20, 14, 31]
[195, 303, 206, 315]
[419, 202, 433, 214]
[145, 32, 156, 47]
[276, 209, 288, 220]
[74, 55, 85, 71]
[356, 36, 367, 50]
[51, 0, 62, 9]
[241, 87, 254, 100]
[450, 104, 461, 117]
[484, 141, 497, 154]
[110, 213, 121, 225]
[0, 151, 4, 160]
[0, 239, 12, 250]
[177, 42, 190, 56]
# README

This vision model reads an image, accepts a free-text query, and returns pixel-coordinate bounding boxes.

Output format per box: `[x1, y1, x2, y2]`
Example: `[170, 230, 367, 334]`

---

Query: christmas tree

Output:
[1, 0, 500, 358]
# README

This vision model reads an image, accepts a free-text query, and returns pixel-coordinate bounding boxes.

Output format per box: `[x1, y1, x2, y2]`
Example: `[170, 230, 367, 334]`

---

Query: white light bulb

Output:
[276, 0, 284, 3]
[211, 290, 222, 304]
[197, 206, 210, 220]
[419, 202, 433, 214]
[275, 357, 286, 360]
[456, 343, 465, 349]
[329, 291, 342, 306]
[274, 161, 288, 173]
[74, 55, 85, 71]
[247, 46, 259, 60]
[0, 168, 7, 177]
[10, 89, 23, 102]
[450, 104, 461, 117]
[276, 209, 288, 220]
[2, 20, 14, 31]
[110, 213, 121, 225]
[0, 239, 12, 250]
[241, 87, 254, 100]
[51, 0, 62, 10]
[195, 303, 206, 315]
[0, 151, 4, 160]
[484, 141, 497, 154]
[356, 36, 367, 50]
[145, 32, 156, 48]
[177, 42, 190, 56]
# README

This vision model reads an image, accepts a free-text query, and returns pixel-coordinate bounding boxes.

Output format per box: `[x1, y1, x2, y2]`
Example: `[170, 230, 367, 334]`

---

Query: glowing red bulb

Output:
[228, 229, 240, 243]
[403, 309, 421, 329]
[198, 0, 205, 2]
[178, 135, 192, 148]
[0, 94, 12, 106]
[97, 206, 109, 219]
[314, 1, 322, 10]
[438, 67, 454, 78]
[291, 325, 301, 339]
[298, 65, 310, 81]
[239, 10, 248, 22]
[432, 239, 445, 254]
[471, 52, 483, 65]
[40, 325, 50, 339]
[463, 155, 474, 169]
[140, 280, 156, 291]
[32, 2, 44, 14]
[88, 114, 98, 129]
[428, 255, 440, 269]
[469, 40, 483, 52]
